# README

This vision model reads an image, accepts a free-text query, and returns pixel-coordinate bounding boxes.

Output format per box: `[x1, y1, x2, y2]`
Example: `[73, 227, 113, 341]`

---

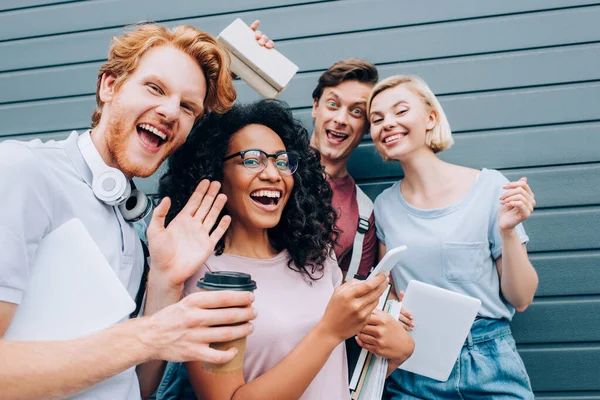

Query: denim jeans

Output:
[384, 318, 534, 399]
[150, 362, 196, 400]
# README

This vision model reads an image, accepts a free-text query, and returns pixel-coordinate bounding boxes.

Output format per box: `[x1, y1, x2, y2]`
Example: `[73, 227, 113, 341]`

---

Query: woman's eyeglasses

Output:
[223, 149, 299, 176]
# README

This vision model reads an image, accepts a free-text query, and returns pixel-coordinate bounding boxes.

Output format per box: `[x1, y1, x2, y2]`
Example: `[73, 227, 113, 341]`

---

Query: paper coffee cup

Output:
[197, 271, 256, 374]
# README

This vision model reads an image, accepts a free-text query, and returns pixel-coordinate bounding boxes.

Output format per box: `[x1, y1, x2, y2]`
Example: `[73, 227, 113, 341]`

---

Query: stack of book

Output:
[217, 18, 299, 98]
[349, 286, 401, 400]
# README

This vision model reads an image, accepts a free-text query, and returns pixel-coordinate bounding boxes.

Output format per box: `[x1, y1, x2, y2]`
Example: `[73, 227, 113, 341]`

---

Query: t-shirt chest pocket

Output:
[441, 241, 486, 283]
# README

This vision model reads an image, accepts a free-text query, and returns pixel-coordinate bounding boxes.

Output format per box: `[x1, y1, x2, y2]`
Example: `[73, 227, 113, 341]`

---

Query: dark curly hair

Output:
[158, 99, 338, 280]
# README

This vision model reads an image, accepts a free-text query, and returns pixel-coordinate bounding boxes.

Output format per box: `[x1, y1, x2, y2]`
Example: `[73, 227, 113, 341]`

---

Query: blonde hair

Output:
[91, 23, 236, 128]
[367, 75, 454, 153]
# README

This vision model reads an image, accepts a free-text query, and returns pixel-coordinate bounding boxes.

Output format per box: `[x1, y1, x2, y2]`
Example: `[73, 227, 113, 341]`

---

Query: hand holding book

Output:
[355, 308, 414, 369]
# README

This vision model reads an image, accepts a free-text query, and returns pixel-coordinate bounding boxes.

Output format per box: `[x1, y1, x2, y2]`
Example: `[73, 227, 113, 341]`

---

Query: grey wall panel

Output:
[6, 42, 600, 106]
[351, 124, 600, 181]
[0, 0, 80, 12]
[536, 393, 600, 400]
[439, 82, 600, 132]
[0, 62, 100, 104]
[0, 0, 327, 41]
[525, 207, 600, 252]
[513, 298, 600, 343]
[2, 4, 598, 73]
[0, 96, 95, 137]
[531, 251, 600, 297]
[520, 345, 600, 391]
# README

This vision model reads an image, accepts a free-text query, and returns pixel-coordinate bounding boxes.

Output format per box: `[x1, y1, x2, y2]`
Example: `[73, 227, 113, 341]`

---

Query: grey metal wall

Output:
[1, 1, 598, 397]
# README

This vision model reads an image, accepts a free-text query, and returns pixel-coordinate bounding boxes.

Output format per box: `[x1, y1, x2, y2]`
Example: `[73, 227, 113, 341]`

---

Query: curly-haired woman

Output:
[156, 99, 392, 400]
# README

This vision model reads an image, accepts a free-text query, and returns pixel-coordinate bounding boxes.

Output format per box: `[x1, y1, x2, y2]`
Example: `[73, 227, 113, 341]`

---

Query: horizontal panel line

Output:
[492, 161, 600, 173]
[0, 93, 95, 107]
[518, 341, 600, 350]
[0, 127, 88, 139]
[535, 391, 600, 396]
[534, 204, 600, 214]
[361, 39, 600, 69]
[529, 248, 600, 257]
[0, 0, 335, 44]
[531, 294, 600, 303]
[0, 0, 86, 14]
[453, 119, 600, 135]
[430, 78, 600, 98]
[274, 3, 600, 43]
[0, 59, 107, 75]
[448, 118, 600, 135]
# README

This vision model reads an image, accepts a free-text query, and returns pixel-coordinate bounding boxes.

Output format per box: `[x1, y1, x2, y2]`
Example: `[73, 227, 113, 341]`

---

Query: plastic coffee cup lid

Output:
[197, 271, 257, 291]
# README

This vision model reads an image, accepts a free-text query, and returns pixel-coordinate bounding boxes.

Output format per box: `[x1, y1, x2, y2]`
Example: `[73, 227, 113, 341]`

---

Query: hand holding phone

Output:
[367, 245, 407, 280]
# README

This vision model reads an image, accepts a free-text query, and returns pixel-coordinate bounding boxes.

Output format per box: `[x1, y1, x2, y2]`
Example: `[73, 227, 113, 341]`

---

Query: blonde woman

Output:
[364, 75, 538, 399]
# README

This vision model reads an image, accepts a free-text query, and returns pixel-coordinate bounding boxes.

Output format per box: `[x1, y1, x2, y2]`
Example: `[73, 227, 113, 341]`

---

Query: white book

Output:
[398, 280, 481, 382]
[351, 300, 400, 400]
[349, 283, 392, 391]
[4, 219, 136, 341]
[218, 18, 299, 98]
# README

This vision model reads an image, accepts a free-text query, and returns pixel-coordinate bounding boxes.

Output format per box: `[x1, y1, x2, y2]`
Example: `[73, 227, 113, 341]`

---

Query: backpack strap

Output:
[130, 238, 150, 319]
[345, 185, 374, 281]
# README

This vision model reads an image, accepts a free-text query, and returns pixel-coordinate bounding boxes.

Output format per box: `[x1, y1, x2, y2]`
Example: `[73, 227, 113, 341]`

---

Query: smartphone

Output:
[367, 245, 408, 280]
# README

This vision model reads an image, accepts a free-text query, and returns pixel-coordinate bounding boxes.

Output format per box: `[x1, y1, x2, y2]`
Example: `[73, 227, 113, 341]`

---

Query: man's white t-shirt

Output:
[0, 131, 144, 399]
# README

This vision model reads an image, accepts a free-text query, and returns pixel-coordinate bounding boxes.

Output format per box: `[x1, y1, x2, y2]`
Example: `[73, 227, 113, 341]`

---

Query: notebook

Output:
[398, 280, 481, 382]
[218, 18, 299, 98]
[350, 300, 402, 400]
[349, 283, 392, 391]
[4, 219, 136, 341]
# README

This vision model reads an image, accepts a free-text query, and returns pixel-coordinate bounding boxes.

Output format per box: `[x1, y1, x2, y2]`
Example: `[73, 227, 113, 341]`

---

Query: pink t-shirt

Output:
[184, 250, 350, 400]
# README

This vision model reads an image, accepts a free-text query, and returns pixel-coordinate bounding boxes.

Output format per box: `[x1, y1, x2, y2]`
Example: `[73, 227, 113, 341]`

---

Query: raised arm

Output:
[496, 177, 539, 312]
[186, 274, 389, 400]
[135, 180, 253, 398]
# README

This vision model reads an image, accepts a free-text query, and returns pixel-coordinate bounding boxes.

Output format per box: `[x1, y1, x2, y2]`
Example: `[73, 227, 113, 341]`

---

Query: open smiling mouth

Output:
[326, 129, 349, 143]
[250, 190, 281, 207]
[383, 132, 406, 144]
[137, 123, 167, 149]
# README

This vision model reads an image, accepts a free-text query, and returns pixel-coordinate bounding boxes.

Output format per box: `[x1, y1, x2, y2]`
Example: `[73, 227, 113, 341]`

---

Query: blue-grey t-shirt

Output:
[374, 168, 529, 320]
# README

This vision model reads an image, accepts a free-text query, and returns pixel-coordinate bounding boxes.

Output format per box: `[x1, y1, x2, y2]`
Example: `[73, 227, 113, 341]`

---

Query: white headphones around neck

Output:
[78, 131, 152, 223]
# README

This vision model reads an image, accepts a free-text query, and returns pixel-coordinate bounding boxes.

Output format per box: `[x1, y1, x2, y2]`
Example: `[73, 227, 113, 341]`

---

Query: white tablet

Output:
[398, 280, 481, 382]
[367, 245, 407, 280]
[4, 219, 136, 341]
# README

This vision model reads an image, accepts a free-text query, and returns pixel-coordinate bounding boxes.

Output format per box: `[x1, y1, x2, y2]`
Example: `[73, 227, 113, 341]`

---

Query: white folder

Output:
[398, 280, 481, 382]
[4, 219, 136, 341]
[218, 18, 299, 98]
